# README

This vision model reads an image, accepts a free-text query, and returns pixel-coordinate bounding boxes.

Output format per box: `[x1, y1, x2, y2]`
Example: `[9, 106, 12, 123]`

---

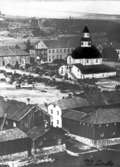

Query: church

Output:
[59, 26, 116, 79]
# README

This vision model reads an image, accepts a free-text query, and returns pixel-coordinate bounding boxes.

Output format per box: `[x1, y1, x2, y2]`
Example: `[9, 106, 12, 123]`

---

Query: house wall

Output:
[63, 118, 95, 139]
[48, 104, 62, 128]
[0, 138, 32, 156]
[0, 56, 29, 67]
[94, 123, 120, 140]
[67, 56, 102, 65]
[47, 48, 73, 63]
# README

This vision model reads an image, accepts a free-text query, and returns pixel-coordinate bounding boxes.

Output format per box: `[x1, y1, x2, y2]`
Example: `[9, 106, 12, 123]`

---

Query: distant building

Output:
[0, 46, 29, 67]
[30, 38, 77, 64]
[59, 26, 116, 79]
[0, 128, 32, 157]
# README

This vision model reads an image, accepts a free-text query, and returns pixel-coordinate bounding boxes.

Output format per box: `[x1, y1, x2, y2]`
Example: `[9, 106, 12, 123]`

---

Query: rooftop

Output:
[0, 46, 29, 57]
[0, 99, 36, 121]
[0, 128, 28, 142]
[72, 45, 102, 59]
[81, 107, 120, 124]
[75, 64, 116, 74]
[82, 26, 90, 33]
[53, 96, 90, 111]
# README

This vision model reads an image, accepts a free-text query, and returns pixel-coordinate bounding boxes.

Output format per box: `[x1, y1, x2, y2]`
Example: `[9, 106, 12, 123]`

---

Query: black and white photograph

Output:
[0, 0, 120, 166]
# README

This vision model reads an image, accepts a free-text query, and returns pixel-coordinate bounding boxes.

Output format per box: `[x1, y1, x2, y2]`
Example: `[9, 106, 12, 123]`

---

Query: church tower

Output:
[81, 26, 92, 48]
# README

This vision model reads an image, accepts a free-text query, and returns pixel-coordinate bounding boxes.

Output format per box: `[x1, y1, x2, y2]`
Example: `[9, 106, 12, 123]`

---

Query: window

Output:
[64, 49, 66, 53]
[86, 59, 89, 63]
[49, 50, 51, 53]
[51, 109, 53, 114]
[52, 49, 55, 53]
[57, 120, 59, 125]
[57, 110, 59, 116]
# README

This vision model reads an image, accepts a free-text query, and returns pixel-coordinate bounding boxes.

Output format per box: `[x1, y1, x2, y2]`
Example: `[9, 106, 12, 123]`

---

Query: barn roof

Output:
[0, 99, 36, 121]
[81, 107, 120, 124]
[53, 96, 90, 111]
[0, 128, 28, 142]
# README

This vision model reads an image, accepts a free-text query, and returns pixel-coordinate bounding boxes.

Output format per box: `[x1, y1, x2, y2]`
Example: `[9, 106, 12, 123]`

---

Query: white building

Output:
[59, 26, 116, 79]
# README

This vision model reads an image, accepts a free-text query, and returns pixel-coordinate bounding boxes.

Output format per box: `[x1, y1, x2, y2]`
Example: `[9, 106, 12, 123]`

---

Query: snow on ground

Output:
[0, 81, 67, 105]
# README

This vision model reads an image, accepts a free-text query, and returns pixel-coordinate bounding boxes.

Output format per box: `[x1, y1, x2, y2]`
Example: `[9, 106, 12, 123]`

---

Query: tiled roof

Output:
[63, 109, 87, 121]
[53, 96, 90, 111]
[0, 46, 29, 57]
[0, 128, 28, 142]
[81, 107, 120, 124]
[75, 64, 116, 74]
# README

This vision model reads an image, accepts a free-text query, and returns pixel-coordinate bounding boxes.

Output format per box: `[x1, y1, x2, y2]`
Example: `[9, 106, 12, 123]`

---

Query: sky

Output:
[0, 0, 120, 18]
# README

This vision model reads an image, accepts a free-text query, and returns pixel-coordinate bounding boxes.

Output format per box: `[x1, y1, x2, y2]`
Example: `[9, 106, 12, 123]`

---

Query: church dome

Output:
[71, 45, 102, 59]
[71, 26, 102, 59]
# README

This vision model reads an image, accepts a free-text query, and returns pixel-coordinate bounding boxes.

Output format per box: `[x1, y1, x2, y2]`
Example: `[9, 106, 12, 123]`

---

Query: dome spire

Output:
[81, 25, 92, 47]
[82, 26, 89, 33]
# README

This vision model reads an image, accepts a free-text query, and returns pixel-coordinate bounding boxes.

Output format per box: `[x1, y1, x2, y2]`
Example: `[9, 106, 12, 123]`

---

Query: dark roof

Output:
[0, 99, 36, 121]
[53, 96, 90, 111]
[0, 128, 28, 142]
[81, 107, 120, 124]
[75, 64, 116, 74]
[72, 45, 102, 59]
[82, 26, 89, 33]
[0, 46, 29, 57]
[63, 109, 87, 121]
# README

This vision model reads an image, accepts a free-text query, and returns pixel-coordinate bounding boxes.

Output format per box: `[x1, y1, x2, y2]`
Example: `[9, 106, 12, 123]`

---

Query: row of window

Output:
[48, 55, 63, 62]
[79, 122, 118, 127]
[50, 109, 60, 116]
[48, 48, 74, 54]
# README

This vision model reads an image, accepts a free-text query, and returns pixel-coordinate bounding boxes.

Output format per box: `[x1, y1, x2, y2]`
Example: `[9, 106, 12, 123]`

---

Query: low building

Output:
[0, 46, 29, 67]
[0, 99, 50, 132]
[0, 128, 32, 157]
[59, 26, 116, 79]
[47, 96, 120, 148]
[63, 106, 120, 148]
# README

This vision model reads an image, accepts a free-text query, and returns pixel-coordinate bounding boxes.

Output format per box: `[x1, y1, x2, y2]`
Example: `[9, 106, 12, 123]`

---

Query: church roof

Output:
[82, 26, 89, 33]
[72, 45, 102, 59]
[75, 64, 116, 74]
